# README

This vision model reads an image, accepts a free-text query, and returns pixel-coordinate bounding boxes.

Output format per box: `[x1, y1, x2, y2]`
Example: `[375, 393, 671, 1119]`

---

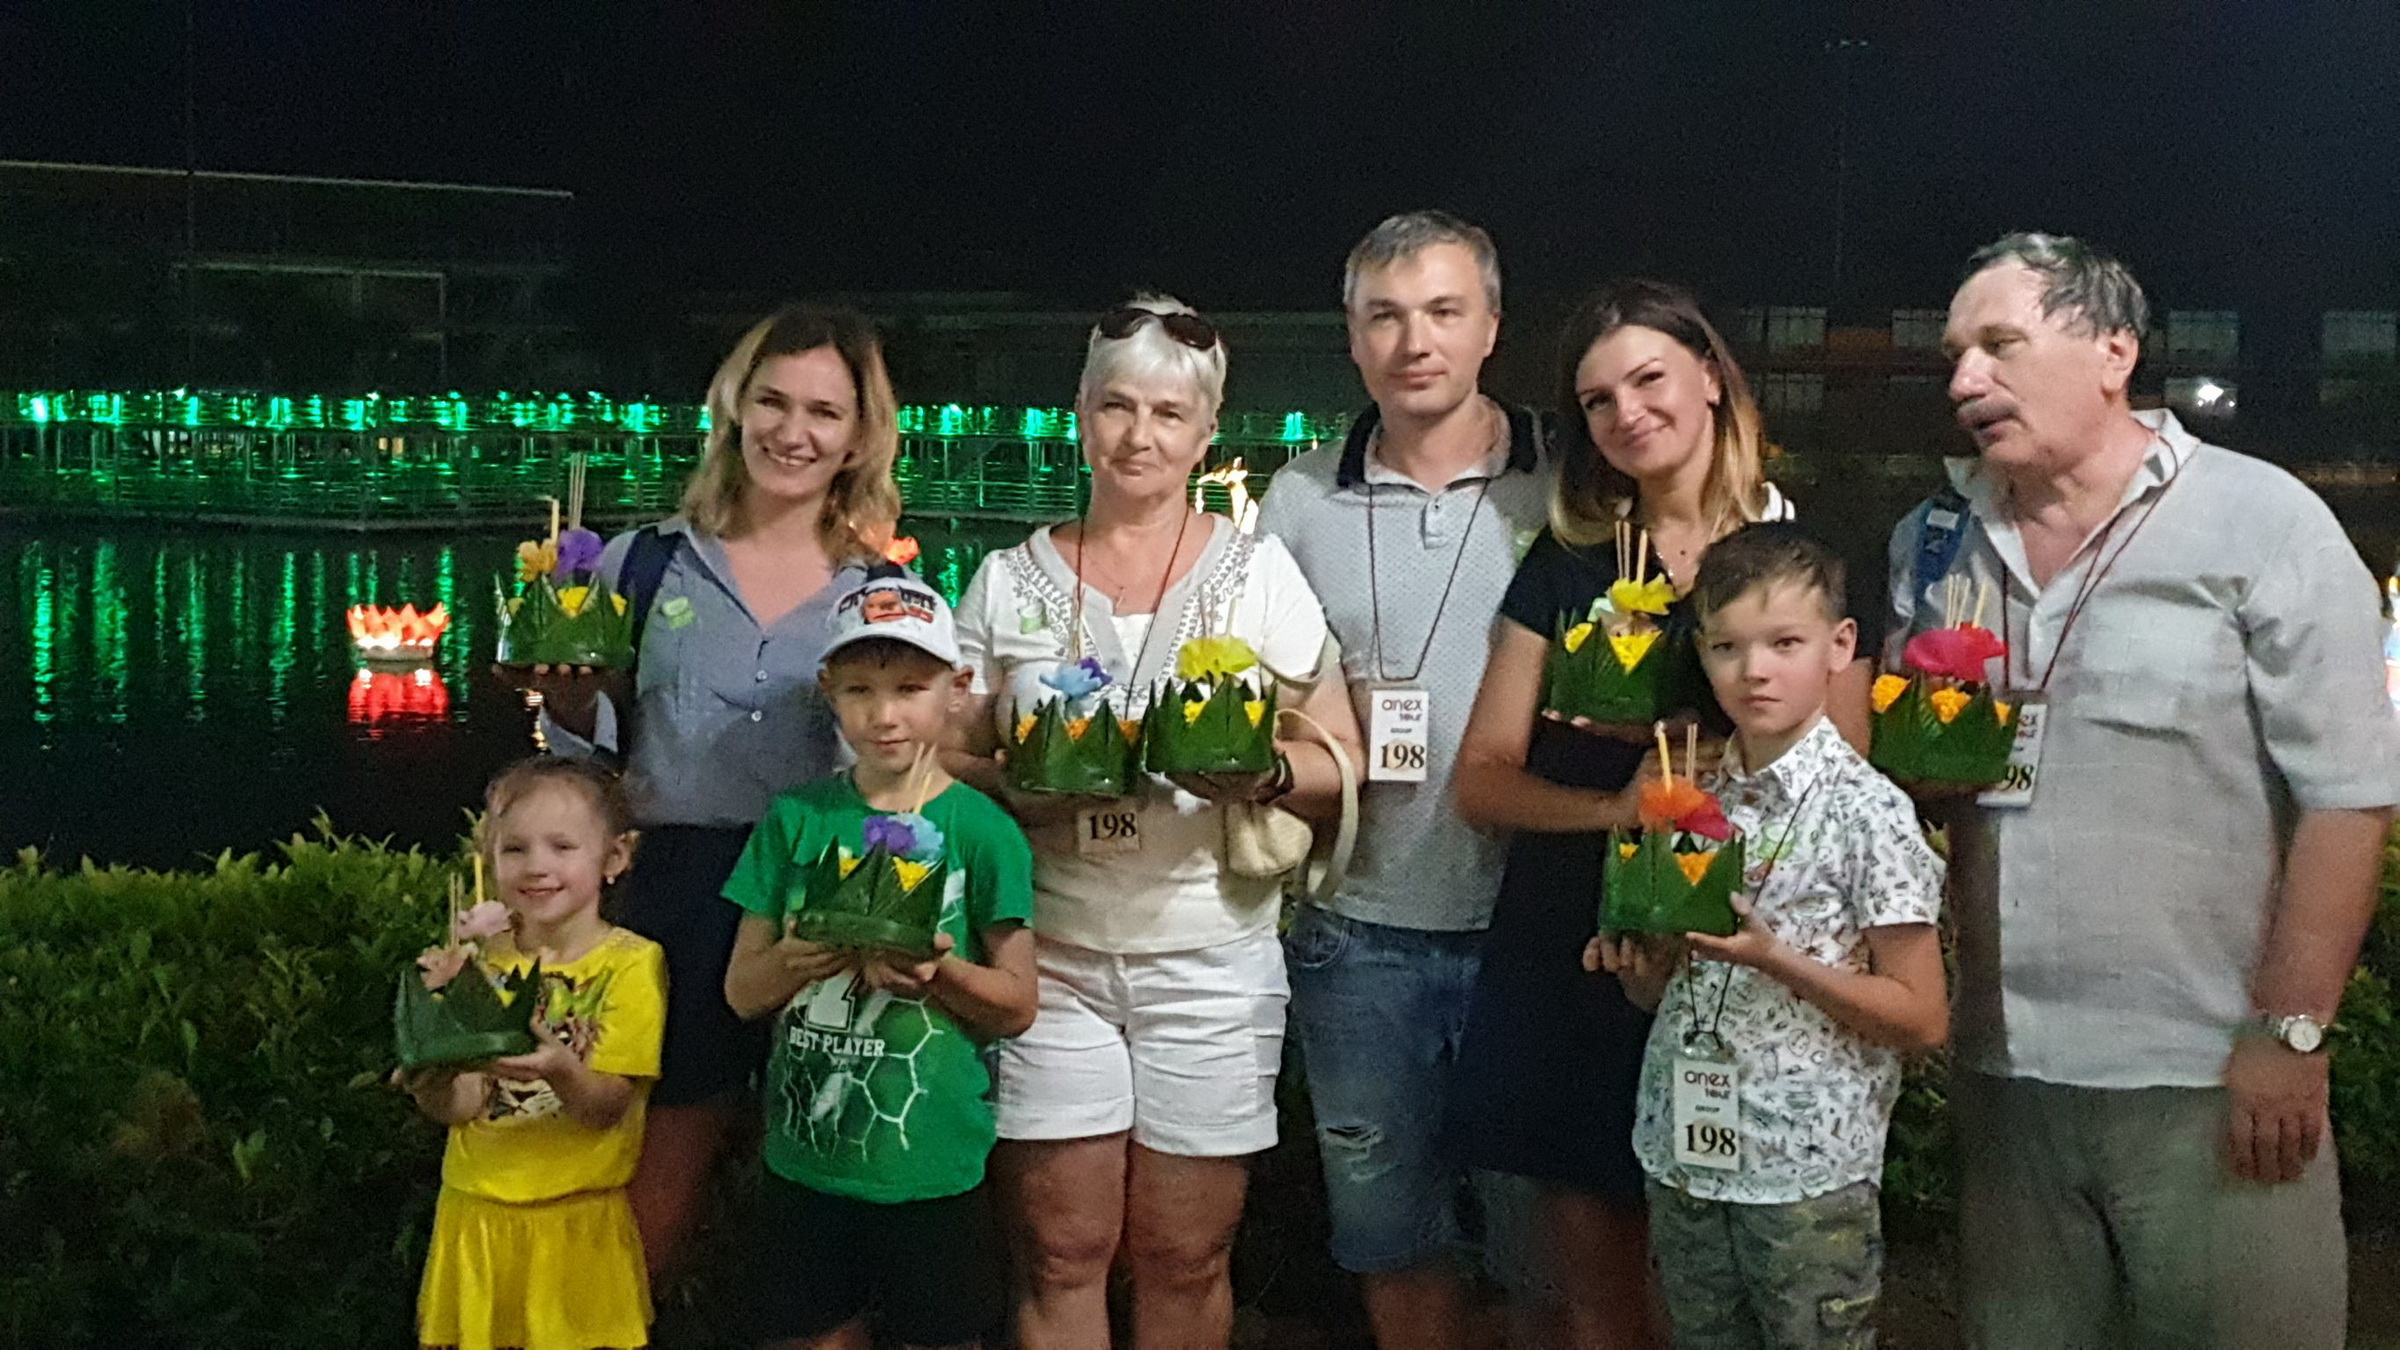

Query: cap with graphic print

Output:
[821, 564, 962, 669]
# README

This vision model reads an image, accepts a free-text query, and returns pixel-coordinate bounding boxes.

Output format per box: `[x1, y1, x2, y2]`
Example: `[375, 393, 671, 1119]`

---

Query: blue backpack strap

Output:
[618, 525, 677, 663]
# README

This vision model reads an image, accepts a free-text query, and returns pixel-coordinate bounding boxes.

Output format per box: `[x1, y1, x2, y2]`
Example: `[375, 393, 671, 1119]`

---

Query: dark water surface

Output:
[5, 484, 2392, 867]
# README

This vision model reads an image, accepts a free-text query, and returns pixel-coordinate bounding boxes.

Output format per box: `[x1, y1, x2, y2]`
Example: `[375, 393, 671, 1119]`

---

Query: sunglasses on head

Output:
[1096, 306, 1219, 351]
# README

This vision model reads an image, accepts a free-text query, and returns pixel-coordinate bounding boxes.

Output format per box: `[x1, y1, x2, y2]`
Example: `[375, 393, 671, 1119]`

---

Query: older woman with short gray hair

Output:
[953, 295, 1363, 1347]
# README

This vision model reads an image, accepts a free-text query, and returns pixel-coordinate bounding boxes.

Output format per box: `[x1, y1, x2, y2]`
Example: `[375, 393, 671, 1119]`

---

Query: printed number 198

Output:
[1085, 811, 1137, 842]
[1379, 742, 1427, 773]
[1683, 1122, 1737, 1158]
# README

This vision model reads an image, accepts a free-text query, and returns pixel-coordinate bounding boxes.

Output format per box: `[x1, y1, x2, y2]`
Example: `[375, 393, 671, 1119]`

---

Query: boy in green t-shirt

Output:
[724, 564, 1036, 1350]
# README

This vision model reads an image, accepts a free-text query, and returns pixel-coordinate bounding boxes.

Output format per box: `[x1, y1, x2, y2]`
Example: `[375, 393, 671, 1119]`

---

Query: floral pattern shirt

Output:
[1633, 716, 1945, 1203]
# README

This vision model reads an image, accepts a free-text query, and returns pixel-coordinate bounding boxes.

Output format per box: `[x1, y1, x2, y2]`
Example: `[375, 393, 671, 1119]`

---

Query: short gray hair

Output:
[1963, 232, 2149, 339]
[1076, 293, 1228, 415]
[1343, 210, 1502, 313]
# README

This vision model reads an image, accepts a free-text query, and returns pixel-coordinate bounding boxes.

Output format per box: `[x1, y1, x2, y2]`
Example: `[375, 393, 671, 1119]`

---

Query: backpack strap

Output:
[618, 525, 678, 662]
[1909, 484, 1973, 610]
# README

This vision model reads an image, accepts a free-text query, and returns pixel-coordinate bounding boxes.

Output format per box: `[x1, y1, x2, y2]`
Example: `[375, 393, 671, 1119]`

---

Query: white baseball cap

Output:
[821, 564, 962, 669]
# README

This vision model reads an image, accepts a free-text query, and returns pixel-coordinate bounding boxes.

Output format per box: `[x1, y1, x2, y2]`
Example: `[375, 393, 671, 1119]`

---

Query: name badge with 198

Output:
[1366, 687, 1430, 783]
[1670, 1054, 1742, 1171]
[1076, 804, 1143, 857]
[1976, 692, 2047, 809]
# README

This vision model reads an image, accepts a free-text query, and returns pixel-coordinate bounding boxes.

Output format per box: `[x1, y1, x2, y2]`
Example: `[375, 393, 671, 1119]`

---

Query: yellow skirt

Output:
[418, 1186, 651, 1350]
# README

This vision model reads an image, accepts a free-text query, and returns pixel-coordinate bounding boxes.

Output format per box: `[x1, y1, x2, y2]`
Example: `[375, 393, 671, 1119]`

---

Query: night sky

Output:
[5, 2, 2396, 316]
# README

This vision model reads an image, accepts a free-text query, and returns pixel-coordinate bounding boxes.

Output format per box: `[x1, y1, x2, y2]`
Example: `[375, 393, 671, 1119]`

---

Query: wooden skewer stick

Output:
[547, 496, 560, 545]
[1972, 580, 1987, 631]
[1636, 530, 1650, 587]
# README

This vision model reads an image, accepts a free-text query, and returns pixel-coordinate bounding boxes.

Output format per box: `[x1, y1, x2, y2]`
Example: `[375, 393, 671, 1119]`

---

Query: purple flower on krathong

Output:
[554, 527, 605, 578]
[862, 814, 919, 859]
[1040, 656, 1111, 701]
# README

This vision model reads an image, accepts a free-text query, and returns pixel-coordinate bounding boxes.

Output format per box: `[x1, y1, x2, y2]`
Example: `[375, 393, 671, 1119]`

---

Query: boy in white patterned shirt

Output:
[1591, 523, 1946, 1349]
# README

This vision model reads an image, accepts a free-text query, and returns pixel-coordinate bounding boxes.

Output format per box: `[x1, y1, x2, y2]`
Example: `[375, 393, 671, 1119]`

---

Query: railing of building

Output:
[0, 390, 1353, 528]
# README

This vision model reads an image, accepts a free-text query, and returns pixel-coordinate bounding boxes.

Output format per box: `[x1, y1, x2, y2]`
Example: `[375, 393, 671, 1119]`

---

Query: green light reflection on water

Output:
[26, 546, 56, 727]
[182, 553, 207, 722]
[92, 540, 128, 725]
[270, 551, 298, 725]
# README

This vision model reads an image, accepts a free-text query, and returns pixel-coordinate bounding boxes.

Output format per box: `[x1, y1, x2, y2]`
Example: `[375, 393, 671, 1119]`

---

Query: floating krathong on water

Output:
[346, 603, 450, 665]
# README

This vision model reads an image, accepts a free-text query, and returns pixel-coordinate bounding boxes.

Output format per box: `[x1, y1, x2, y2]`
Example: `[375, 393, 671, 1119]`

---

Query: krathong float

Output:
[493, 456, 632, 668]
[1602, 724, 1744, 937]
[1870, 576, 2016, 787]
[1142, 634, 1277, 777]
[1544, 522, 1692, 726]
[787, 748, 950, 959]
[394, 856, 542, 1069]
[1008, 655, 1141, 797]
[346, 602, 449, 666]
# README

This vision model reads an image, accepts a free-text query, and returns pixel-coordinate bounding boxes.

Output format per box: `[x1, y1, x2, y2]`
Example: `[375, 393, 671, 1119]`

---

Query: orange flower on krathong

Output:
[1638, 779, 1712, 831]
[1872, 673, 1909, 713]
[1927, 687, 1972, 724]
[1675, 851, 1718, 885]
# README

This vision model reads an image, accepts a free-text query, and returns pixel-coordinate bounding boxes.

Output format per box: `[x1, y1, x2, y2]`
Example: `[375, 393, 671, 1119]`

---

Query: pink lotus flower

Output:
[452, 900, 514, 943]
[417, 945, 471, 991]
[1902, 625, 2005, 682]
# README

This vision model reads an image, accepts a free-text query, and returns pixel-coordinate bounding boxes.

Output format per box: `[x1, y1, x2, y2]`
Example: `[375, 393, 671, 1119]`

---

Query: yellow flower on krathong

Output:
[1563, 621, 1595, 654]
[1015, 713, 1039, 742]
[610, 593, 628, 615]
[1177, 635, 1260, 682]
[1122, 719, 1142, 742]
[1618, 841, 1640, 861]
[1928, 687, 1971, 724]
[1675, 851, 1718, 885]
[1608, 629, 1661, 672]
[516, 539, 557, 582]
[1608, 576, 1676, 617]
[557, 585, 593, 617]
[1244, 699, 1267, 726]
[1873, 673, 1909, 713]
[837, 852, 863, 878]
[1066, 717, 1092, 740]
[1994, 699, 2014, 725]
[1183, 700, 1207, 724]
[892, 858, 934, 892]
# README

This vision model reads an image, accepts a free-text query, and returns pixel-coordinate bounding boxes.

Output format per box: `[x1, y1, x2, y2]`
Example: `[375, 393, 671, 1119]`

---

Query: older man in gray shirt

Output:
[1886, 233, 2400, 1347]
[1257, 211, 1552, 1350]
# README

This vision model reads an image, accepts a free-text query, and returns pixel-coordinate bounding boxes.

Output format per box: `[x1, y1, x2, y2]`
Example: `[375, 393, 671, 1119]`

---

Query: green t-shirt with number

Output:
[723, 774, 1035, 1203]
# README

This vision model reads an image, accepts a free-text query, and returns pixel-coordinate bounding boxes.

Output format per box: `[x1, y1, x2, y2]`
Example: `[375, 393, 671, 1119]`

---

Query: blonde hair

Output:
[1077, 293, 1228, 416]
[1550, 279, 1778, 547]
[681, 304, 902, 560]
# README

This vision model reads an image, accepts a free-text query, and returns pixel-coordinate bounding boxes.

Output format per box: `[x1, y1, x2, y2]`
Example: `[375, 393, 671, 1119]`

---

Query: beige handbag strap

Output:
[1272, 707, 1358, 908]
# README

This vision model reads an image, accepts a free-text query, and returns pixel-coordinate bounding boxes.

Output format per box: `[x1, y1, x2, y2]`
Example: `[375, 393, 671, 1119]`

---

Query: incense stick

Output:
[1655, 721, 1672, 788]
[547, 496, 561, 545]
[1686, 722, 1698, 783]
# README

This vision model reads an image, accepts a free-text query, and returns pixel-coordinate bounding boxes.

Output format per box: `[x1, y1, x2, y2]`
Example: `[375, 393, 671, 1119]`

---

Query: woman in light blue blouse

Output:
[531, 303, 902, 1277]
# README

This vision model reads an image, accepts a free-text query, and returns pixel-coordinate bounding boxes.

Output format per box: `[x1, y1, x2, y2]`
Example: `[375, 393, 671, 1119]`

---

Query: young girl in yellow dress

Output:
[402, 757, 668, 1350]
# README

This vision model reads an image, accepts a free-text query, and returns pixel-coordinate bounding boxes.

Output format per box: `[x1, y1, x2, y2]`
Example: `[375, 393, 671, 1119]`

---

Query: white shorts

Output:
[995, 930, 1288, 1157]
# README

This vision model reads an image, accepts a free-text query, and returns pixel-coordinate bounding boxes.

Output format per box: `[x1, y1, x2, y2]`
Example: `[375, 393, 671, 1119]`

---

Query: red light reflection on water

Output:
[347, 666, 451, 724]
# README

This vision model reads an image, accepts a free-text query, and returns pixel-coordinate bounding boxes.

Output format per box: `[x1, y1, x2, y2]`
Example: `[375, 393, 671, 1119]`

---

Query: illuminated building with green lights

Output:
[0, 389, 1350, 528]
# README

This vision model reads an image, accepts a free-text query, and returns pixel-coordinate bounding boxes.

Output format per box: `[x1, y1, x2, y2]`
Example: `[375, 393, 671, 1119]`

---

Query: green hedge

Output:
[3, 826, 2397, 1346]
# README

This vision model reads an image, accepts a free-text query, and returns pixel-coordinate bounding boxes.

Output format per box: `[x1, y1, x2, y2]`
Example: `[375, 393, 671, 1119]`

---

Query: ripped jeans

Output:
[1286, 905, 1542, 1285]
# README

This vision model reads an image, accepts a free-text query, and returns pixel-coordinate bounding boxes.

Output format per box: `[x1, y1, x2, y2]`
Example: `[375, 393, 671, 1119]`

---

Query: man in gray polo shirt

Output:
[1257, 211, 1552, 1350]
[1886, 232, 2400, 1347]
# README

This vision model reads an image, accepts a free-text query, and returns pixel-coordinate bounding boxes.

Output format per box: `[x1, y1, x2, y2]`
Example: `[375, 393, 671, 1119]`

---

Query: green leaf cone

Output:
[786, 842, 947, 959]
[1600, 832, 1746, 937]
[393, 959, 542, 1069]
[1541, 615, 1692, 725]
[494, 575, 635, 668]
[1008, 698, 1140, 797]
[1141, 678, 1278, 776]
[1869, 681, 2015, 787]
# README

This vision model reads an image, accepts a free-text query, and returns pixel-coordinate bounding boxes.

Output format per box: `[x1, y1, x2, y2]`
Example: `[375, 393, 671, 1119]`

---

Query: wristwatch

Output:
[2249, 1012, 2330, 1054]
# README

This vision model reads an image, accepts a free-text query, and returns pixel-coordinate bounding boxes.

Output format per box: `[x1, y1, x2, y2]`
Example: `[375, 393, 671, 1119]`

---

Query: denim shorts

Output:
[1286, 905, 1540, 1283]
